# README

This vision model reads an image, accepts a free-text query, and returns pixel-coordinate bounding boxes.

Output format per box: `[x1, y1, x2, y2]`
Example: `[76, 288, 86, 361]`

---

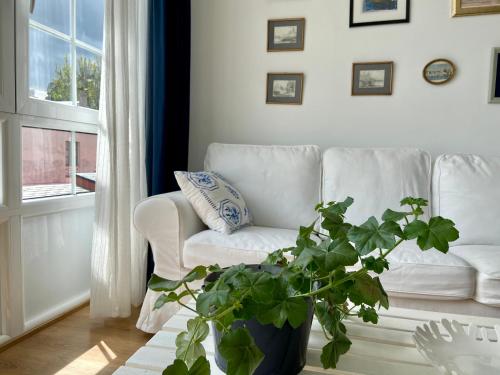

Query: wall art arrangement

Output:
[266, 73, 304, 105]
[352, 62, 393, 95]
[266, 1, 499, 104]
[453, 0, 500, 17]
[423, 59, 456, 85]
[490, 48, 500, 103]
[350, 0, 410, 27]
[267, 18, 305, 52]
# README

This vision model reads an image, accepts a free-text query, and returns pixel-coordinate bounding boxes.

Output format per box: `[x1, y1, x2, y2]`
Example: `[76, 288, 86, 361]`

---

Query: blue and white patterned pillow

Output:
[174, 171, 252, 234]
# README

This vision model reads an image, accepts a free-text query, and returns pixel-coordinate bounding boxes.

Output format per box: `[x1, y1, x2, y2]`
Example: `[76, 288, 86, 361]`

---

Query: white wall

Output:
[189, 0, 500, 169]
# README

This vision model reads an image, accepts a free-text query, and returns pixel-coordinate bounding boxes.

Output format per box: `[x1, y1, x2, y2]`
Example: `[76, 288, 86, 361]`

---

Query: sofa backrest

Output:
[204, 143, 322, 230]
[432, 154, 500, 246]
[322, 148, 432, 225]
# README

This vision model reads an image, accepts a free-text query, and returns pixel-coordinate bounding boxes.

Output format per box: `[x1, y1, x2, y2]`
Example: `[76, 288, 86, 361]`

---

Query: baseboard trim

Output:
[0, 299, 89, 354]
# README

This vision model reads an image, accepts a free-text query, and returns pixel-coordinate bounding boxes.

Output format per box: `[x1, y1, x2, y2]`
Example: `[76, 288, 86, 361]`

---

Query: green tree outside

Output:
[46, 56, 101, 110]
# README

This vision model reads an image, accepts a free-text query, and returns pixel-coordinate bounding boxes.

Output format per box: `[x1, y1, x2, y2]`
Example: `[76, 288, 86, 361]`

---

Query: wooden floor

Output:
[0, 305, 153, 375]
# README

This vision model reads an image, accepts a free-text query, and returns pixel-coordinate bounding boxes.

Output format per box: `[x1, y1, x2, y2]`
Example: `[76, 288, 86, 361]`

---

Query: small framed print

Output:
[490, 48, 500, 103]
[266, 73, 304, 105]
[453, 0, 500, 17]
[267, 18, 305, 52]
[350, 0, 410, 27]
[352, 62, 393, 96]
[423, 59, 456, 85]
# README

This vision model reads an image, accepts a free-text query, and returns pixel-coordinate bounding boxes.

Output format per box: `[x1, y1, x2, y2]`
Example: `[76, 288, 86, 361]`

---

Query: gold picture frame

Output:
[452, 0, 500, 17]
[423, 59, 456, 85]
[267, 18, 306, 52]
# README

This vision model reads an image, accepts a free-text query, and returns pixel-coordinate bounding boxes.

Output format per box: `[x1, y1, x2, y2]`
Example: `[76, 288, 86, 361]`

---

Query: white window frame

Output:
[0, 0, 15, 114]
[16, 0, 103, 125]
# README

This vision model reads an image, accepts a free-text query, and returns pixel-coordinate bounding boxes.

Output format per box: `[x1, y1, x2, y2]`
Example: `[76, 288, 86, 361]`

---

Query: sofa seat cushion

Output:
[450, 245, 500, 306]
[183, 226, 297, 269]
[380, 244, 476, 300]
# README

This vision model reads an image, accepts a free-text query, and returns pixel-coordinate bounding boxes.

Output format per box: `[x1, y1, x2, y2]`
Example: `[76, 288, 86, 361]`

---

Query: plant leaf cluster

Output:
[150, 196, 459, 374]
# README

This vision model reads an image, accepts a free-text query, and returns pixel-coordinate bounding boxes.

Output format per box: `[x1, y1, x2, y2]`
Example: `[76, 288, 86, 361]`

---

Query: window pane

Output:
[30, 0, 70, 35]
[75, 132, 97, 194]
[76, 0, 104, 50]
[22, 127, 72, 200]
[76, 48, 101, 110]
[29, 28, 72, 103]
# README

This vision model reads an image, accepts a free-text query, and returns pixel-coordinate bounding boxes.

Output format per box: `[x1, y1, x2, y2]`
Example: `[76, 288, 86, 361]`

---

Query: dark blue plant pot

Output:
[205, 265, 314, 375]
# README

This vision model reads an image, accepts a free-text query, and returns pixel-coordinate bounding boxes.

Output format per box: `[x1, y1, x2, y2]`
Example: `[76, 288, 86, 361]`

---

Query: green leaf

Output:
[187, 356, 211, 375]
[238, 272, 275, 303]
[149, 267, 207, 292]
[163, 359, 189, 375]
[154, 290, 190, 310]
[314, 239, 358, 272]
[349, 273, 384, 307]
[196, 281, 230, 315]
[163, 357, 210, 375]
[218, 328, 264, 375]
[322, 197, 354, 216]
[375, 277, 389, 309]
[148, 274, 183, 292]
[184, 266, 208, 283]
[400, 197, 428, 207]
[382, 209, 409, 222]
[175, 318, 209, 367]
[320, 332, 352, 369]
[256, 296, 309, 329]
[292, 246, 325, 269]
[362, 256, 389, 274]
[262, 248, 291, 266]
[347, 217, 400, 255]
[315, 301, 338, 335]
[357, 305, 378, 324]
[404, 217, 459, 253]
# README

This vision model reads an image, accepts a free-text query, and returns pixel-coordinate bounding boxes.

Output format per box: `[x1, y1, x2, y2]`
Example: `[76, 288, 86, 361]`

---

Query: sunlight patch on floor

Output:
[55, 340, 117, 374]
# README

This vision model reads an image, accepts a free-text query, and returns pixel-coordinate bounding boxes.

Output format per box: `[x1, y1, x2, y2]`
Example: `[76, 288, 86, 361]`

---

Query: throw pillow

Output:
[174, 171, 252, 234]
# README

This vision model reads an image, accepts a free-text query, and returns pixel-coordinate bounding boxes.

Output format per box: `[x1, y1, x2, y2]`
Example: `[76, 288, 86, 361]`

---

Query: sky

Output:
[29, 0, 104, 95]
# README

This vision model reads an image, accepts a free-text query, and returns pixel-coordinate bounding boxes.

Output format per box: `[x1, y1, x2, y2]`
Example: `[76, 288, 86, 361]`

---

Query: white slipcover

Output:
[380, 244, 475, 300]
[432, 154, 500, 246]
[183, 226, 297, 269]
[450, 246, 500, 306]
[134, 191, 205, 333]
[204, 143, 322, 230]
[322, 148, 431, 225]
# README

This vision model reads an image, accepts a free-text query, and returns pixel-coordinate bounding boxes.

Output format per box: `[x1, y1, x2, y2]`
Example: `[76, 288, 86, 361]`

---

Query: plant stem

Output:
[183, 281, 198, 302]
[177, 301, 199, 315]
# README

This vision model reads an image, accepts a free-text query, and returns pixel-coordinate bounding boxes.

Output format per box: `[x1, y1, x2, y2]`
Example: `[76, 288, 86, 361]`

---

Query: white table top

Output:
[114, 302, 500, 375]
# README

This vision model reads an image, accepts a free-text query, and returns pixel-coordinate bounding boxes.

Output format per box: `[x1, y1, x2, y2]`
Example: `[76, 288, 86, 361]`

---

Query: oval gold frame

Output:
[423, 59, 456, 85]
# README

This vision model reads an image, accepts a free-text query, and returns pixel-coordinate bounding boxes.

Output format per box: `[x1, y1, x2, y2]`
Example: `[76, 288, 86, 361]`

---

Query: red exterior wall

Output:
[22, 127, 97, 186]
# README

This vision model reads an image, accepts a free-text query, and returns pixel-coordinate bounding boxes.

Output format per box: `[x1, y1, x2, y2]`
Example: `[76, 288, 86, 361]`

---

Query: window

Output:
[22, 127, 97, 200]
[29, 0, 104, 110]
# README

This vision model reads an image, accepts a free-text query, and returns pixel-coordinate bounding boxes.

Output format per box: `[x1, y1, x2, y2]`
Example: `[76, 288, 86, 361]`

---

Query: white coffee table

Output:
[114, 303, 500, 375]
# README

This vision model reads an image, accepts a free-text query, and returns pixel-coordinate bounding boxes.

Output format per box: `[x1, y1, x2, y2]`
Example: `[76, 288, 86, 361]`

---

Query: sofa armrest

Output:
[133, 191, 205, 280]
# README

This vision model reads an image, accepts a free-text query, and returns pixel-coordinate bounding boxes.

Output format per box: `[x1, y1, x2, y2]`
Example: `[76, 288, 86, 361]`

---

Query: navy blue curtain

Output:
[146, 0, 191, 279]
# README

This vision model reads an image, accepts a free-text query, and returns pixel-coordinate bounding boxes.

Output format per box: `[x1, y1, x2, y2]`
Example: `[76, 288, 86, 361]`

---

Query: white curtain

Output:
[90, 0, 148, 318]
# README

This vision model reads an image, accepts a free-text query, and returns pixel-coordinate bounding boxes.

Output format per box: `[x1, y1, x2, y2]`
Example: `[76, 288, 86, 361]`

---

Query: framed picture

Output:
[352, 62, 393, 96]
[423, 59, 456, 85]
[453, 0, 500, 17]
[266, 73, 304, 105]
[490, 48, 500, 103]
[350, 0, 410, 27]
[267, 18, 305, 52]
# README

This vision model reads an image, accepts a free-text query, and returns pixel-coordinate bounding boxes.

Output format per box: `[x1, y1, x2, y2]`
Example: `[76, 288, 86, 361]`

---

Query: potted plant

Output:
[148, 197, 459, 375]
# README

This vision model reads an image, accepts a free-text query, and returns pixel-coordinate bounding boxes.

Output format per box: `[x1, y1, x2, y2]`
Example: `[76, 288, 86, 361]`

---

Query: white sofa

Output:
[134, 143, 500, 333]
